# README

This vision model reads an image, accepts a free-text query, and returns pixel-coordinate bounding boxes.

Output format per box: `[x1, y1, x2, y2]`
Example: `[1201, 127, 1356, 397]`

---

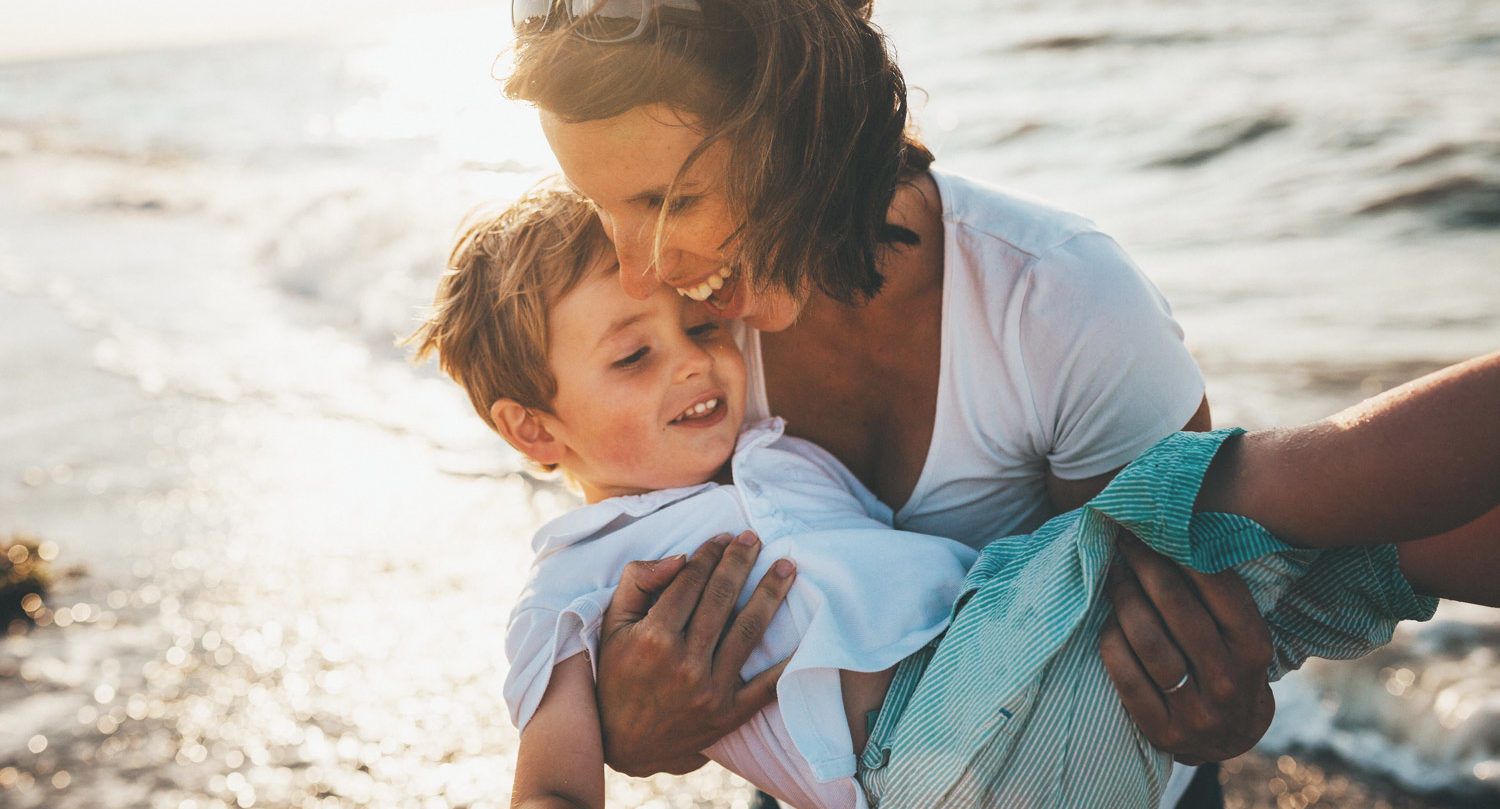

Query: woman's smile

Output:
[674, 266, 733, 302]
[540, 105, 810, 331]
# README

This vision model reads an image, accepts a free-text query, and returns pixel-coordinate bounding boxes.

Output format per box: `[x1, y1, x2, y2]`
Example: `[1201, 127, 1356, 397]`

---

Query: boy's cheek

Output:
[595, 427, 658, 468]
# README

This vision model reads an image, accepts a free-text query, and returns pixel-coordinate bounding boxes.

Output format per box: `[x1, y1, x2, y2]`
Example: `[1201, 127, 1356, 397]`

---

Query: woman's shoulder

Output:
[928, 167, 1104, 260]
[925, 168, 1156, 309]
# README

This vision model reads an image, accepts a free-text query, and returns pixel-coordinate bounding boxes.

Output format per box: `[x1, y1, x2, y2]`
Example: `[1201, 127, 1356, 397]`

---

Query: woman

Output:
[502, 0, 1274, 805]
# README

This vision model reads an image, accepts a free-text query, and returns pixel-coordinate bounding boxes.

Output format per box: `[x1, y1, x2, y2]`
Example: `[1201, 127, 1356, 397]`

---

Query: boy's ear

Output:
[491, 399, 566, 467]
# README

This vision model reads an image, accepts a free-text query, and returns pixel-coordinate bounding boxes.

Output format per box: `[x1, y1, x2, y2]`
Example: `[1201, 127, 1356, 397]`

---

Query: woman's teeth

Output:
[672, 398, 719, 422]
[676, 267, 733, 302]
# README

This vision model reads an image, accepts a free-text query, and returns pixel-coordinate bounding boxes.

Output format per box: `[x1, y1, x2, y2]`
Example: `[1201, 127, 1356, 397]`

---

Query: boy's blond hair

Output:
[406, 181, 613, 432]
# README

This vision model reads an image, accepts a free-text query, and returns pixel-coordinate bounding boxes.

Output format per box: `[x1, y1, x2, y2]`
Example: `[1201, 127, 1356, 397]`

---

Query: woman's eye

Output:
[613, 347, 649, 368]
[646, 195, 697, 214]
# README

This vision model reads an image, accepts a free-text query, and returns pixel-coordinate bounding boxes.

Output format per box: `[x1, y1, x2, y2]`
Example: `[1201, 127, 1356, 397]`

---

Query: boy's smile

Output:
[537, 260, 747, 502]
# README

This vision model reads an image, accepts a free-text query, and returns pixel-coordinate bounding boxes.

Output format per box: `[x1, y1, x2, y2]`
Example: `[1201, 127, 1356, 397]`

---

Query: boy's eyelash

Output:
[613, 347, 648, 368]
[686, 322, 719, 337]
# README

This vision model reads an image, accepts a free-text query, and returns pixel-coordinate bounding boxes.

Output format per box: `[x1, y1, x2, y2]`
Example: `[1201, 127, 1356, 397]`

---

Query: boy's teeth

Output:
[674, 398, 719, 422]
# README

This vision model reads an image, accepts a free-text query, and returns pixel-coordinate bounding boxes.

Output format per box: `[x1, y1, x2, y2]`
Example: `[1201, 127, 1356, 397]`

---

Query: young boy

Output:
[408, 183, 1499, 809]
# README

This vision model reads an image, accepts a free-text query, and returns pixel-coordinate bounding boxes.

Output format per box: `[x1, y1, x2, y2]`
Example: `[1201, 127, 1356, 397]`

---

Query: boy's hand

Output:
[1099, 531, 1275, 764]
[595, 531, 796, 776]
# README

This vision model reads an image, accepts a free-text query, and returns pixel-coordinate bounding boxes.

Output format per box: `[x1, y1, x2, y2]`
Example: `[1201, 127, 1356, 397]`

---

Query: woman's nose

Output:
[617, 248, 663, 299]
[601, 212, 674, 300]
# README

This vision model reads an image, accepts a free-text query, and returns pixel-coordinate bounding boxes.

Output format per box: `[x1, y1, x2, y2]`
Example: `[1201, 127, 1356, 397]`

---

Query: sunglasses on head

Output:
[512, 0, 704, 43]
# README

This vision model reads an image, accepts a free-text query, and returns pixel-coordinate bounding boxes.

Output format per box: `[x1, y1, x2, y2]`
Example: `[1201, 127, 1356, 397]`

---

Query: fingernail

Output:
[735, 531, 759, 546]
[647, 554, 684, 570]
[710, 534, 733, 546]
[773, 558, 796, 577]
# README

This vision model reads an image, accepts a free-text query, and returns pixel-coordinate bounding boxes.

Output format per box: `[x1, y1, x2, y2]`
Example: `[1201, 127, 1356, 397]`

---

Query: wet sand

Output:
[0, 533, 1484, 809]
[1223, 751, 1474, 809]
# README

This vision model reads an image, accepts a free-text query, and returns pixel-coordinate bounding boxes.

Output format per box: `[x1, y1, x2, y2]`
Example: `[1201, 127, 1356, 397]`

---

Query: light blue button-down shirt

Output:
[505, 418, 977, 809]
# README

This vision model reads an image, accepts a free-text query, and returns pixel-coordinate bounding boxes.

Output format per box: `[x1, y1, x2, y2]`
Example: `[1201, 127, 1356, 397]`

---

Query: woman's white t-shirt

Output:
[741, 167, 1206, 548]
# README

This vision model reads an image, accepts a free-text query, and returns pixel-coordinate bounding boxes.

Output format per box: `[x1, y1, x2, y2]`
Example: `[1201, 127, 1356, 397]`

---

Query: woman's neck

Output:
[792, 172, 944, 329]
[758, 171, 946, 508]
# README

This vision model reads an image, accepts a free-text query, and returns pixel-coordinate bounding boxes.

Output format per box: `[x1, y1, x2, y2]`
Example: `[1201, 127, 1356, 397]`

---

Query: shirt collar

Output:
[529, 418, 785, 557]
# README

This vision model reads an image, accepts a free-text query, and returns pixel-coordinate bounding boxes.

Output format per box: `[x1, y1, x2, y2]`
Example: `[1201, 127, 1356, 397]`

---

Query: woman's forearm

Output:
[514, 795, 600, 809]
[1198, 350, 1500, 548]
[596, 534, 794, 775]
[1397, 504, 1500, 606]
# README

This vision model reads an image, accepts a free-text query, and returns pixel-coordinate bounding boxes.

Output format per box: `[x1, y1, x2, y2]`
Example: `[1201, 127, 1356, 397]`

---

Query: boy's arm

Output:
[513, 654, 607, 809]
[1196, 351, 1500, 551]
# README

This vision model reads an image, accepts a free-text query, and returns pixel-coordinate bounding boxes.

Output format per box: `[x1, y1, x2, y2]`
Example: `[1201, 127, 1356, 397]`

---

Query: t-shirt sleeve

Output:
[503, 598, 606, 731]
[1018, 231, 1205, 480]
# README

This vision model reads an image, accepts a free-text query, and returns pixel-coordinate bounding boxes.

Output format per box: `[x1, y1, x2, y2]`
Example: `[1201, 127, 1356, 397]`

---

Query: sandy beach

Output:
[1223, 751, 1478, 809]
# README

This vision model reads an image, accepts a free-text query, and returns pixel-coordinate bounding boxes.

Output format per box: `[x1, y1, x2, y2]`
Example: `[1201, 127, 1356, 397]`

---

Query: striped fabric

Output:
[858, 429, 1438, 809]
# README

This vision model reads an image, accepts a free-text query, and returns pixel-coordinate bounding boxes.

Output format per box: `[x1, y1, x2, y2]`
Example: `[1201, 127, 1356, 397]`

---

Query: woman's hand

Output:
[1099, 531, 1276, 765]
[595, 531, 797, 776]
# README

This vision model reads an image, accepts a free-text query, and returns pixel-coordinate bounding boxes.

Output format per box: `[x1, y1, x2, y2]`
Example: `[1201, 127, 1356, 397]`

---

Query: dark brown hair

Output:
[505, 0, 933, 304]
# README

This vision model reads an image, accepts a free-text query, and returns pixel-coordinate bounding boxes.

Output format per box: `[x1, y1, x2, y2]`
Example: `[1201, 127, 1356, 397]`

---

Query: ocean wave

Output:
[1010, 29, 1215, 52]
[1358, 175, 1500, 230]
[1391, 142, 1471, 171]
[1147, 115, 1292, 169]
[1265, 612, 1500, 801]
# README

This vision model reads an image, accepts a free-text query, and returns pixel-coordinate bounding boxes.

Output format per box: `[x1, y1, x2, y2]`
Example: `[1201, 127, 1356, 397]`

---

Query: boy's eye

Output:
[686, 322, 720, 339]
[613, 347, 649, 368]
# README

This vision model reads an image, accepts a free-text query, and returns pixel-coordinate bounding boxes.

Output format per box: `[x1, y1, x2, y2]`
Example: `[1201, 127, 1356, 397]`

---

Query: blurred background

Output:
[1, 1, 1497, 807]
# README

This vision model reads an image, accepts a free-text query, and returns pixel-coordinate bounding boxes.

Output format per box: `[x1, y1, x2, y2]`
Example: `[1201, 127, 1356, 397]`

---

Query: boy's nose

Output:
[674, 341, 713, 382]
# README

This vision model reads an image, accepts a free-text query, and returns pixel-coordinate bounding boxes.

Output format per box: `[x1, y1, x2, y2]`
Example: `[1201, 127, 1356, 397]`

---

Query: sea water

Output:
[1, 0, 1497, 805]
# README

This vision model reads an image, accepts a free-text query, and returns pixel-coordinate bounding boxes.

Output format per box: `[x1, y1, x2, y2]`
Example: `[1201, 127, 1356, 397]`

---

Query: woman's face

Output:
[540, 104, 807, 332]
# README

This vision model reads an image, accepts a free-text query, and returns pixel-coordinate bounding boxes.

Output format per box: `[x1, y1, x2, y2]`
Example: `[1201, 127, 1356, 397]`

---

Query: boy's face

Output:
[541, 259, 746, 502]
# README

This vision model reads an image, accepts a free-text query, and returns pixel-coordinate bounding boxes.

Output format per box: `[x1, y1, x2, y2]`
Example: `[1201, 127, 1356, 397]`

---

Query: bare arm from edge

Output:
[512, 654, 605, 809]
[1396, 506, 1500, 607]
[1196, 350, 1500, 598]
[1057, 396, 1278, 764]
[594, 533, 796, 777]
